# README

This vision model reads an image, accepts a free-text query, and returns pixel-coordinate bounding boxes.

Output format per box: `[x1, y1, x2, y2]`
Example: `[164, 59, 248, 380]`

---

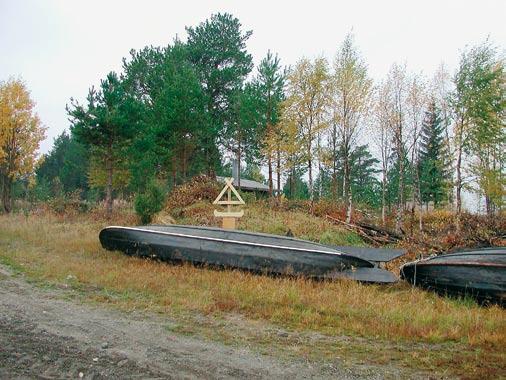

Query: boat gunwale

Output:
[145, 223, 346, 247]
[102, 226, 374, 261]
[402, 261, 506, 269]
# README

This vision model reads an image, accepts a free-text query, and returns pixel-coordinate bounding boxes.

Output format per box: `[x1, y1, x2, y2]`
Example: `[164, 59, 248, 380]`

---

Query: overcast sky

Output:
[1, 0, 505, 154]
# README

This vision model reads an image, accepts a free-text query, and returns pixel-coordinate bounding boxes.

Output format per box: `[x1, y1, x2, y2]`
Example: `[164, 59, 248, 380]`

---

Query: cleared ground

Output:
[1, 264, 425, 379]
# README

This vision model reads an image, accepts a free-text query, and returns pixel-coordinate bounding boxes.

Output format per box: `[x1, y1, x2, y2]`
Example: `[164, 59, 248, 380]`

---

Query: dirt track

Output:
[0, 265, 419, 379]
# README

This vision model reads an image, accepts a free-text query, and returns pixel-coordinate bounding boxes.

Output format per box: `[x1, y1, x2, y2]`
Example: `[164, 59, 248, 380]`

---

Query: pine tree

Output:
[418, 101, 448, 207]
[67, 72, 138, 216]
[186, 13, 253, 175]
[255, 50, 286, 197]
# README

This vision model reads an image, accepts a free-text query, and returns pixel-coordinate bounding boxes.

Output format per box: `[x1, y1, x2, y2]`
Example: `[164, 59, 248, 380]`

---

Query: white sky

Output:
[1, 0, 505, 156]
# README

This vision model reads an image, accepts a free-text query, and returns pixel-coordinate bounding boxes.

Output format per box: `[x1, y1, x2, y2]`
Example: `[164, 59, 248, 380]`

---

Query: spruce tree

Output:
[36, 131, 89, 197]
[418, 101, 448, 207]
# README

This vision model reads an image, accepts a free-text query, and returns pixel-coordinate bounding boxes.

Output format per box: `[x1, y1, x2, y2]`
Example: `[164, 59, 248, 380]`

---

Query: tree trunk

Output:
[308, 153, 313, 202]
[417, 179, 423, 232]
[276, 146, 281, 200]
[1, 174, 12, 213]
[412, 162, 423, 234]
[346, 188, 352, 224]
[267, 154, 273, 197]
[182, 142, 187, 180]
[331, 168, 337, 200]
[289, 168, 293, 198]
[381, 167, 387, 226]
[331, 125, 338, 200]
[237, 146, 241, 190]
[455, 144, 462, 215]
[344, 154, 352, 223]
[396, 150, 404, 233]
[105, 148, 113, 217]
[172, 155, 177, 189]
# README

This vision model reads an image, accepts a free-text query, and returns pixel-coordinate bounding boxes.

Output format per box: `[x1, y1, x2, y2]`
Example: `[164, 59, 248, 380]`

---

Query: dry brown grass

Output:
[1, 212, 505, 378]
[171, 201, 365, 246]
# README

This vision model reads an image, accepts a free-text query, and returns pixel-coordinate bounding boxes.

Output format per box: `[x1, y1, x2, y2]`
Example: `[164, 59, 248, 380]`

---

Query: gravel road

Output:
[0, 265, 412, 379]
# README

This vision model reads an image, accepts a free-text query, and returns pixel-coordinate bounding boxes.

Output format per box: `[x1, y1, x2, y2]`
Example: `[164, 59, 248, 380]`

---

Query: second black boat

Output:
[400, 248, 506, 305]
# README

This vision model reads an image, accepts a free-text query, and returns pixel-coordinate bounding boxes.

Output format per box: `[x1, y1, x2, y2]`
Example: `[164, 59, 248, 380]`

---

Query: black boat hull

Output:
[400, 249, 506, 305]
[99, 225, 397, 283]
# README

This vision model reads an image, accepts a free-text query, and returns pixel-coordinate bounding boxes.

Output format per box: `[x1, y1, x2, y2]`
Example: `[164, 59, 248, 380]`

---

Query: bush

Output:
[135, 181, 166, 224]
[47, 190, 88, 215]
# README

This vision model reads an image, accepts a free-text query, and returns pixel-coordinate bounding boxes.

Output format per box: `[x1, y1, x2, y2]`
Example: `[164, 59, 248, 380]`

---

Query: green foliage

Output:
[387, 150, 414, 208]
[225, 83, 264, 166]
[283, 169, 310, 200]
[254, 50, 286, 194]
[134, 180, 166, 224]
[315, 145, 380, 208]
[67, 71, 140, 214]
[68, 72, 138, 151]
[451, 40, 505, 214]
[31, 177, 51, 202]
[255, 51, 286, 128]
[48, 14, 501, 223]
[350, 145, 381, 207]
[186, 13, 253, 173]
[186, 13, 253, 118]
[35, 131, 88, 198]
[463, 42, 505, 212]
[418, 101, 450, 206]
[126, 43, 210, 188]
[242, 163, 266, 184]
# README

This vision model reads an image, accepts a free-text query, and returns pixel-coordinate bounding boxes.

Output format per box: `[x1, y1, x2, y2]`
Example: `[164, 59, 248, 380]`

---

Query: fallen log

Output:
[325, 215, 401, 246]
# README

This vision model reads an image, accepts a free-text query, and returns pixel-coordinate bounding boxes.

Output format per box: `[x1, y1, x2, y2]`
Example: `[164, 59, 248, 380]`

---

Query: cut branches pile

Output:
[325, 215, 401, 246]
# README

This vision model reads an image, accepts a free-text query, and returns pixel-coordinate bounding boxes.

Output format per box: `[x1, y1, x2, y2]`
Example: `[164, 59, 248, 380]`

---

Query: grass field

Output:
[1, 209, 505, 379]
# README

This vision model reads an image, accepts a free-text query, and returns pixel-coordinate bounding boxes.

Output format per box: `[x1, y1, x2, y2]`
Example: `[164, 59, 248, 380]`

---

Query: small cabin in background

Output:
[216, 159, 269, 194]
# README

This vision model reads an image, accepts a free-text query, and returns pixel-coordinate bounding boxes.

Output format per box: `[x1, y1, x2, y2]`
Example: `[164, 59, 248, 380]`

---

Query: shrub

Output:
[47, 190, 88, 215]
[135, 181, 166, 224]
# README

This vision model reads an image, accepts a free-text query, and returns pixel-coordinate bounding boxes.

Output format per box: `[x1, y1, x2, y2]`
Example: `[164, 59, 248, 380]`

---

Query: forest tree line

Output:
[1, 13, 504, 230]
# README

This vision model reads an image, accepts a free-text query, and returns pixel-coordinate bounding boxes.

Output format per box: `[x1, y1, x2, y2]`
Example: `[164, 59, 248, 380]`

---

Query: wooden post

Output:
[222, 217, 237, 229]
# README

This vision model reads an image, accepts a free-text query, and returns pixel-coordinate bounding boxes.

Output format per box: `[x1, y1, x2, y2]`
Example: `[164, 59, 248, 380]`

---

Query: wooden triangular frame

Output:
[213, 178, 245, 220]
[213, 178, 245, 205]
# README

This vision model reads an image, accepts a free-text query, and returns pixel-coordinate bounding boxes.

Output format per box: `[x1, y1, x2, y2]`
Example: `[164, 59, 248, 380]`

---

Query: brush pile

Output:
[165, 175, 220, 211]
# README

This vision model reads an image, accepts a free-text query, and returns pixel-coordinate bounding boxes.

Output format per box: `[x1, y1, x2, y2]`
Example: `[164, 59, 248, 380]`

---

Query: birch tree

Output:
[330, 34, 372, 222]
[385, 63, 409, 233]
[372, 82, 394, 225]
[406, 74, 427, 232]
[0, 78, 46, 212]
[282, 57, 330, 201]
[465, 44, 505, 214]
[450, 45, 485, 216]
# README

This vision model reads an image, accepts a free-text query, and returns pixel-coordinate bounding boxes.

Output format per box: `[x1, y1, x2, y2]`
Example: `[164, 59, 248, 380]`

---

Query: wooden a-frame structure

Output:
[213, 178, 245, 229]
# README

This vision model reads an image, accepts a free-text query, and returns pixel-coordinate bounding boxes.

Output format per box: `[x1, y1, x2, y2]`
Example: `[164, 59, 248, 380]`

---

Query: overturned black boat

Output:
[400, 248, 506, 305]
[99, 225, 403, 283]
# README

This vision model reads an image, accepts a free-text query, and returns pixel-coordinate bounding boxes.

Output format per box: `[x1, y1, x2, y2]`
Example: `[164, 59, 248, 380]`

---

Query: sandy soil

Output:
[0, 265, 420, 379]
